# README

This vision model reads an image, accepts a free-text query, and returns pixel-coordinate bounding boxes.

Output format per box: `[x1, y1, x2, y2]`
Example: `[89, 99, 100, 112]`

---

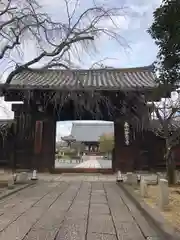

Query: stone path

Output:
[55, 155, 112, 169]
[74, 159, 101, 168]
[0, 177, 162, 240]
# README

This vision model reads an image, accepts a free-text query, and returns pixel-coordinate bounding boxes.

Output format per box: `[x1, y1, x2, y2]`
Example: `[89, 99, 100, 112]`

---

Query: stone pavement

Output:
[74, 159, 101, 168]
[0, 176, 162, 240]
[55, 156, 112, 169]
[38, 173, 116, 182]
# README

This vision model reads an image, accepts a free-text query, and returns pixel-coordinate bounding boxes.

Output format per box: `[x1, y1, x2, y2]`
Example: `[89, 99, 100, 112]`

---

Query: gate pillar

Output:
[114, 120, 135, 173]
[33, 118, 56, 172]
[41, 118, 56, 172]
[114, 120, 125, 172]
[12, 109, 34, 170]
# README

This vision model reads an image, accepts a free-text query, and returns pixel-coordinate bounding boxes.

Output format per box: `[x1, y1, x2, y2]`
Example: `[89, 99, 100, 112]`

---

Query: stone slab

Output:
[87, 233, 117, 240]
[33, 212, 65, 230]
[159, 179, 169, 209]
[91, 196, 107, 204]
[141, 175, 158, 185]
[16, 172, 29, 184]
[115, 221, 145, 240]
[90, 203, 110, 215]
[0, 176, 167, 240]
[56, 218, 87, 240]
[140, 179, 148, 198]
[0, 182, 35, 203]
[125, 173, 138, 185]
[110, 208, 134, 222]
[24, 229, 59, 240]
[88, 215, 115, 234]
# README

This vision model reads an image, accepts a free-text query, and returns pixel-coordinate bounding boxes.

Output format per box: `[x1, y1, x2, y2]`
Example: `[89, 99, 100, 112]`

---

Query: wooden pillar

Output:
[32, 120, 43, 170]
[13, 110, 34, 170]
[8, 123, 16, 171]
[114, 120, 125, 172]
[41, 118, 56, 172]
[33, 118, 56, 172]
[11, 102, 56, 172]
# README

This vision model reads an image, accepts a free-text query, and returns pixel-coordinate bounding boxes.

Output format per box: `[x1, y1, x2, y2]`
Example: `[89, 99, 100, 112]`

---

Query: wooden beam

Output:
[11, 104, 28, 112]
[4, 91, 24, 102]
[5, 95, 23, 102]
[12, 104, 22, 112]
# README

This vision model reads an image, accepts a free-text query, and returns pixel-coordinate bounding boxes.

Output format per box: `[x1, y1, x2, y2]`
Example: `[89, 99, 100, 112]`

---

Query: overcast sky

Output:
[0, 0, 162, 138]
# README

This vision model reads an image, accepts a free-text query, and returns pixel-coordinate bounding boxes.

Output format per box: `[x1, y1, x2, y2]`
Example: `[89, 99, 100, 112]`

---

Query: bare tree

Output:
[90, 57, 117, 69]
[0, 0, 128, 84]
[0, 0, 131, 121]
[149, 91, 180, 184]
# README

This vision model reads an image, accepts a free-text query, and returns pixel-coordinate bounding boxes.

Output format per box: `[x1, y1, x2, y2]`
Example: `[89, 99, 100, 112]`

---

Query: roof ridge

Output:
[21, 65, 154, 73]
[9, 64, 156, 91]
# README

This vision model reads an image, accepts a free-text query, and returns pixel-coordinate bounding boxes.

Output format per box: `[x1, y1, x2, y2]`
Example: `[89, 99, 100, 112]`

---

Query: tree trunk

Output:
[165, 140, 176, 185]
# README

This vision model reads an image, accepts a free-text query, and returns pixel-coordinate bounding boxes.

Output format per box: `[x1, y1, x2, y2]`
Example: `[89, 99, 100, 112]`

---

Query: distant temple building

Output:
[62, 122, 114, 153]
[61, 135, 76, 147]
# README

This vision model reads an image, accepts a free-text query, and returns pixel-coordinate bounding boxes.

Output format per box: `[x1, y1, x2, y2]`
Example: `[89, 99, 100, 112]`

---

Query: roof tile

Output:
[9, 66, 156, 90]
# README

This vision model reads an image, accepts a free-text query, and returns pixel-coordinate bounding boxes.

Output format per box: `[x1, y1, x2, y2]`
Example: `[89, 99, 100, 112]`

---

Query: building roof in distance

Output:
[70, 122, 114, 142]
[61, 135, 76, 142]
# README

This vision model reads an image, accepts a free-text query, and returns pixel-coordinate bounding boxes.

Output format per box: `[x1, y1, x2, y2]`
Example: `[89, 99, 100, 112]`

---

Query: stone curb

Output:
[0, 181, 36, 201]
[117, 182, 180, 240]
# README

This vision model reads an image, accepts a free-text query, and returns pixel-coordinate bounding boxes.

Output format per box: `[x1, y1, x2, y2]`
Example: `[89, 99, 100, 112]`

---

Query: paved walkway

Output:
[0, 176, 162, 240]
[55, 155, 112, 169]
[74, 159, 101, 168]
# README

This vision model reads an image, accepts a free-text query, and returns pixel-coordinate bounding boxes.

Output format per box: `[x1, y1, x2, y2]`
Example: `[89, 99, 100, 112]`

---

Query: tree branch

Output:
[0, 0, 12, 16]
[0, 0, 129, 87]
[6, 35, 94, 83]
[42, 63, 69, 69]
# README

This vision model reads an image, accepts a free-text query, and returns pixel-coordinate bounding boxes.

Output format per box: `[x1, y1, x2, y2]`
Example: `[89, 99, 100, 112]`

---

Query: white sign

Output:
[124, 122, 129, 145]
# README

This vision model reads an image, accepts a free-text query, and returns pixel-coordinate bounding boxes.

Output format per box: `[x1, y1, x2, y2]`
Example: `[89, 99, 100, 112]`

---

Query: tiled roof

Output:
[61, 135, 76, 142]
[8, 65, 156, 90]
[70, 122, 114, 142]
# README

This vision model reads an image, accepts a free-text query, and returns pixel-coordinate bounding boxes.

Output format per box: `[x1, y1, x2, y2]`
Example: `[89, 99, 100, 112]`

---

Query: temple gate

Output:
[2, 65, 157, 172]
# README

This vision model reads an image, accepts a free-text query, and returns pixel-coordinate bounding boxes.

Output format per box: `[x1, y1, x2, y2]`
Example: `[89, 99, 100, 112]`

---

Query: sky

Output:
[0, 0, 163, 139]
